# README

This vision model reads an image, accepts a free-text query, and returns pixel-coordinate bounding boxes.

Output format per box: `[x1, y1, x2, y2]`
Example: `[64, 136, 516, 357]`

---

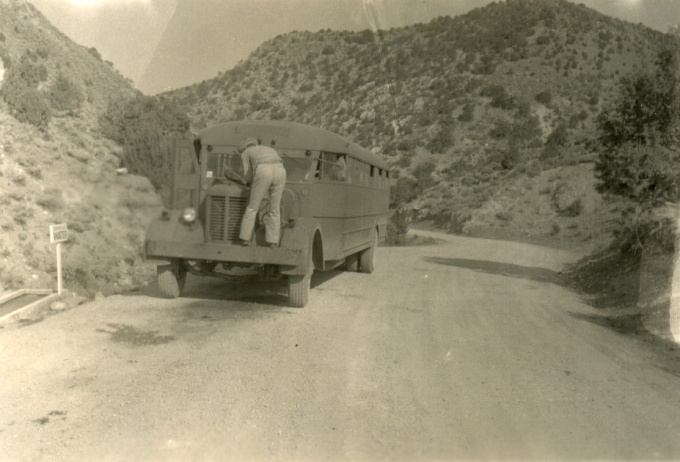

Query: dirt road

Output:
[2, 232, 680, 461]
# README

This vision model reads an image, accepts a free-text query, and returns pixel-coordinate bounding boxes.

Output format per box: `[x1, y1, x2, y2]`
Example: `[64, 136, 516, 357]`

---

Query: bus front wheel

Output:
[158, 262, 187, 298]
[288, 250, 313, 307]
[359, 229, 378, 274]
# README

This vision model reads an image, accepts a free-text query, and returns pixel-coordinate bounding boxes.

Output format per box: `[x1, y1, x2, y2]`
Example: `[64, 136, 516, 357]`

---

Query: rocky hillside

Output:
[1, 0, 676, 300]
[0, 0, 162, 296]
[166, 0, 673, 249]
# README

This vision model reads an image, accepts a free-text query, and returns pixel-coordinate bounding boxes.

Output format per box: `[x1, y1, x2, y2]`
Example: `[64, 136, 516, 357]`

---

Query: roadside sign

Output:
[49, 224, 68, 244]
[49, 224, 68, 295]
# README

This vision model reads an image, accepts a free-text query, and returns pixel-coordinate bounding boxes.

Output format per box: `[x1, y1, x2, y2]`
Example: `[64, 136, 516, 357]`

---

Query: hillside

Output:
[0, 0, 162, 296]
[0, 0, 676, 301]
[166, 0, 673, 249]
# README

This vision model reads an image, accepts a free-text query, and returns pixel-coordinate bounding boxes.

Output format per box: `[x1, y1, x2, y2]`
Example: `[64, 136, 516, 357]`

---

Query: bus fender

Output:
[145, 210, 205, 244]
[279, 224, 323, 276]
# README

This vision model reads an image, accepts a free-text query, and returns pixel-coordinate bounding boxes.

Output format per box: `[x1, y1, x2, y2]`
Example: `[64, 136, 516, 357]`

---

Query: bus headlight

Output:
[182, 207, 197, 223]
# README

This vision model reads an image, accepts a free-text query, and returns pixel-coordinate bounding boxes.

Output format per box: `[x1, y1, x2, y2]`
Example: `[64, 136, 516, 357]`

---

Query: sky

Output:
[29, 0, 680, 94]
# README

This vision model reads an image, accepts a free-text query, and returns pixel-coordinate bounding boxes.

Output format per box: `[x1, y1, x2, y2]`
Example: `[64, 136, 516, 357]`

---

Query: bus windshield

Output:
[207, 152, 314, 183]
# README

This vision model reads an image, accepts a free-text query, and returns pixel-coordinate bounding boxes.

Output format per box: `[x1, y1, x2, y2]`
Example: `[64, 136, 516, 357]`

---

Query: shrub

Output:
[385, 208, 410, 245]
[535, 90, 552, 106]
[481, 84, 516, 110]
[543, 123, 569, 158]
[87, 47, 102, 60]
[98, 95, 190, 190]
[412, 160, 436, 190]
[3, 87, 51, 128]
[48, 73, 84, 113]
[595, 49, 679, 213]
[36, 189, 66, 210]
[1, 53, 51, 128]
[458, 102, 475, 122]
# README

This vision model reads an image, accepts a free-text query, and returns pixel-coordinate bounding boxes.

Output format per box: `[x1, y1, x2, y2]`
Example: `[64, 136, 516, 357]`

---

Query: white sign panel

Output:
[49, 223, 68, 244]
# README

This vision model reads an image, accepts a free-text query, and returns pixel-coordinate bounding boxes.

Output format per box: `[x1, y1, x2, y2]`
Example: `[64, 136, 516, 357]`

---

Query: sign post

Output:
[49, 224, 68, 295]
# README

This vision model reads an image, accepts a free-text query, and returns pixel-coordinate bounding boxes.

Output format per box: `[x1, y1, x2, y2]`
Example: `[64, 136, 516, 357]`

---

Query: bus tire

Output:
[345, 253, 359, 272]
[158, 263, 186, 298]
[359, 229, 378, 274]
[288, 249, 314, 307]
[288, 274, 309, 308]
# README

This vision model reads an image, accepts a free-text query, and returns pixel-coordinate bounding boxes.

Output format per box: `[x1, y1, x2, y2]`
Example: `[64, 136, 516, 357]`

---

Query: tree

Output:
[594, 47, 680, 251]
[595, 48, 679, 203]
[98, 95, 190, 190]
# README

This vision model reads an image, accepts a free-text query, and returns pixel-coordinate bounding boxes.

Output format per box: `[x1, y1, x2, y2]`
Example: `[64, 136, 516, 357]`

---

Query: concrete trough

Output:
[0, 289, 60, 326]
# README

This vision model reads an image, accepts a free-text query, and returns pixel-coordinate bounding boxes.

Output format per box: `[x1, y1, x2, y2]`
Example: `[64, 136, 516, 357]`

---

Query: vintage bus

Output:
[144, 120, 390, 307]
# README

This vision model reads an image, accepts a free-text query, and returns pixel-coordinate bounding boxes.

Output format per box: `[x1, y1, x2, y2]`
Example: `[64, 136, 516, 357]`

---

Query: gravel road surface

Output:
[2, 232, 680, 461]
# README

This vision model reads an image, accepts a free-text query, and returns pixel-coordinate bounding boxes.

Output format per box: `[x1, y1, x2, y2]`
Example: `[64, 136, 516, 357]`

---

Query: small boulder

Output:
[50, 301, 68, 311]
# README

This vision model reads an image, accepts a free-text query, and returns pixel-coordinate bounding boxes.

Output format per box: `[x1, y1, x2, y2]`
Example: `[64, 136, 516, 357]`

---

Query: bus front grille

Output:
[208, 196, 226, 240]
[208, 196, 247, 241]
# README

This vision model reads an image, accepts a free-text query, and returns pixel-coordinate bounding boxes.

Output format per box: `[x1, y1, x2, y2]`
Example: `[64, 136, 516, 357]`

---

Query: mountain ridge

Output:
[163, 0, 674, 247]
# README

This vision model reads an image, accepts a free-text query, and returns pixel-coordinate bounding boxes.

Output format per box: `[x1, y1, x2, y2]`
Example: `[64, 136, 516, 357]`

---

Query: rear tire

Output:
[345, 253, 359, 272]
[158, 263, 187, 298]
[359, 229, 378, 274]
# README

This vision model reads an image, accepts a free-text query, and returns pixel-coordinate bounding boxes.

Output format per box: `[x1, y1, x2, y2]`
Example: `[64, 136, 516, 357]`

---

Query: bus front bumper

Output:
[144, 239, 302, 266]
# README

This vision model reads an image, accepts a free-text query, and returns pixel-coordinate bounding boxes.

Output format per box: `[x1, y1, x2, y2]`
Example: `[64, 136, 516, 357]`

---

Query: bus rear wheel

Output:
[345, 253, 359, 272]
[288, 249, 314, 307]
[359, 229, 378, 274]
[158, 262, 187, 298]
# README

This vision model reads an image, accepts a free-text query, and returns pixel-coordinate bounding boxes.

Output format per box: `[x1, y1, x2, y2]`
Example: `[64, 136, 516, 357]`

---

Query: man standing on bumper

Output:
[238, 138, 287, 247]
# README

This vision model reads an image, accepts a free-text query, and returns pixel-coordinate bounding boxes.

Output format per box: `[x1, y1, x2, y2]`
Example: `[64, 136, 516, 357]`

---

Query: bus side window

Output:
[323, 152, 346, 181]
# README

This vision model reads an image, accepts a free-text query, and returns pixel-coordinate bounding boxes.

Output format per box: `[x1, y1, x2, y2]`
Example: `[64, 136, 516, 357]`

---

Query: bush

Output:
[48, 73, 84, 113]
[480, 84, 516, 110]
[1, 53, 51, 128]
[98, 95, 190, 190]
[595, 144, 680, 207]
[87, 47, 102, 61]
[3, 87, 51, 128]
[535, 90, 552, 106]
[458, 103, 475, 122]
[385, 208, 410, 245]
[543, 123, 569, 158]
[390, 177, 419, 207]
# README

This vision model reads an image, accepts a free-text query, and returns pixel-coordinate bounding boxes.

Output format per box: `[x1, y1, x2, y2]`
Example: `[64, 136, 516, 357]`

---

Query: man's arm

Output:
[241, 151, 252, 184]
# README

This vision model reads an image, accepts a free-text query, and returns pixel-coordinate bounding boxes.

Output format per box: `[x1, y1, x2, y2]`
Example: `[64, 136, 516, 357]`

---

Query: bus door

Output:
[171, 139, 200, 210]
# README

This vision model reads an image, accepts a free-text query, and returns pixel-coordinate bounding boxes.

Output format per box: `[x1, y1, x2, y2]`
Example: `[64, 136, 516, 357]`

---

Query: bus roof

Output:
[197, 120, 389, 170]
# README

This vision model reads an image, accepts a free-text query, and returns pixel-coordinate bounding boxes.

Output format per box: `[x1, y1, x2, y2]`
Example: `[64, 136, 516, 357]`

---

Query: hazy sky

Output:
[30, 0, 680, 93]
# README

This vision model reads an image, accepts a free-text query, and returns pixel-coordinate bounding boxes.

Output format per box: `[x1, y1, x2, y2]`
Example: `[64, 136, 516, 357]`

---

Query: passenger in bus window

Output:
[328, 155, 346, 181]
[238, 138, 287, 247]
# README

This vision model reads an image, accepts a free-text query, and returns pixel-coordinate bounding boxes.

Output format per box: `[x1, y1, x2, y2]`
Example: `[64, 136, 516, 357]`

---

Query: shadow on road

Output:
[569, 311, 680, 379]
[568, 312, 645, 335]
[422, 257, 563, 284]
[123, 270, 343, 308]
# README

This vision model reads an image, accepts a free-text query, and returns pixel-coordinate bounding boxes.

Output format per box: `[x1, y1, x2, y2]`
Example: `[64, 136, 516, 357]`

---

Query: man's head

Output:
[238, 138, 258, 153]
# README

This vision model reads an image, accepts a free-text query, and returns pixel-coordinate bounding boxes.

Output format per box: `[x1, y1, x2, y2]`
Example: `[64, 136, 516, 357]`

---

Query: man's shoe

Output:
[241, 240, 250, 246]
